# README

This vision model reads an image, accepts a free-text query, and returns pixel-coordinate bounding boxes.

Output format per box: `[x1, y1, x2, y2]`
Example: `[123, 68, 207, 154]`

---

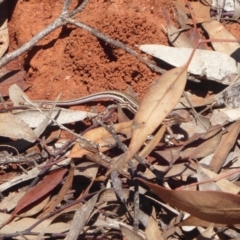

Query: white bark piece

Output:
[139, 44, 239, 83]
[211, 0, 234, 11]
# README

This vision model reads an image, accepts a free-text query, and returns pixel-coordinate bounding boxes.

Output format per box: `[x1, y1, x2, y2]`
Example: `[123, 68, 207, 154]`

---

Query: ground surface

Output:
[1, 0, 240, 238]
[7, 0, 240, 103]
[2, 0, 240, 187]
[8, 0, 170, 101]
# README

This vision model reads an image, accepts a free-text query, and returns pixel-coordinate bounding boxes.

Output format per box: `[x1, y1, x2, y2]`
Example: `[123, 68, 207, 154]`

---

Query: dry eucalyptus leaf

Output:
[0, 112, 37, 142]
[0, 157, 71, 193]
[180, 215, 240, 228]
[0, 191, 25, 212]
[139, 125, 166, 159]
[65, 192, 100, 240]
[140, 45, 239, 84]
[14, 108, 96, 128]
[209, 120, 240, 172]
[164, 162, 196, 178]
[138, 177, 240, 224]
[202, 20, 240, 60]
[120, 225, 145, 240]
[197, 163, 222, 191]
[0, 70, 28, 97]
[74, 162, 99, 179]
[19, 195, 50, 217]
[176, 92, 215, 109]
[181, 130, 222, 159]
[145, 208, 164, 240]
[111, 66, 187, 171]
[0, 215, 70, 235]
[198, 166, 240, 194]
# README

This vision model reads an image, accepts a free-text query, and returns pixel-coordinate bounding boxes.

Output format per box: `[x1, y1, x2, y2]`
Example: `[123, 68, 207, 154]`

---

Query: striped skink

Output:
[28, 90, 191, 124]
[30, 90, 139, 114]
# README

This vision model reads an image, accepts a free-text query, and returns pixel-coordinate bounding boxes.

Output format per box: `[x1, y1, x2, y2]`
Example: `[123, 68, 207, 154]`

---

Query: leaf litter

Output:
[1, 0, 240, 239]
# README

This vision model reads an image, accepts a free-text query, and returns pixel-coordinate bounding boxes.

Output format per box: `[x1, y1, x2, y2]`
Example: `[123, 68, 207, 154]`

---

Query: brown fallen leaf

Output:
[111, 65, 188, 172]
[179, 215, 240, 228]
[145, 207, 164, 240]
[120, 225, 145, 240]
[196, 164, 240, 194]
[209, 120, 240, 173]
[40, 165, 74, 218]
[0, 112, 37, 142]
[65, 192, 100, 240]
[2, 168, 68, 226]
[19, 195, 50, 218]
[139, 124, 166, 159]
[138, 177, 240, 224]
[181, 130, 222, 159]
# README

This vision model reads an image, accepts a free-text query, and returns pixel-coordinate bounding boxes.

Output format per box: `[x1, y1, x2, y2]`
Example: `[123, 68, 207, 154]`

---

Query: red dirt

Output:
[7, 0, 240, 102]
[7, 0, 170, 102]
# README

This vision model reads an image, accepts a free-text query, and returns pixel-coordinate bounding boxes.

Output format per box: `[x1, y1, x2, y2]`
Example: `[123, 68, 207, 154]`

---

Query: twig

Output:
[0, 0, 88, 68]
[97, 120, 165, 180]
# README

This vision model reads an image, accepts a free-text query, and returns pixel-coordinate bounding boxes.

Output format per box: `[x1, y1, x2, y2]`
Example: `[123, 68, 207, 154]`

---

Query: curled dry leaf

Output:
[138, 177, 240, 224]
[110, 66, 187, 171]
[196, 223, 215, 239]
